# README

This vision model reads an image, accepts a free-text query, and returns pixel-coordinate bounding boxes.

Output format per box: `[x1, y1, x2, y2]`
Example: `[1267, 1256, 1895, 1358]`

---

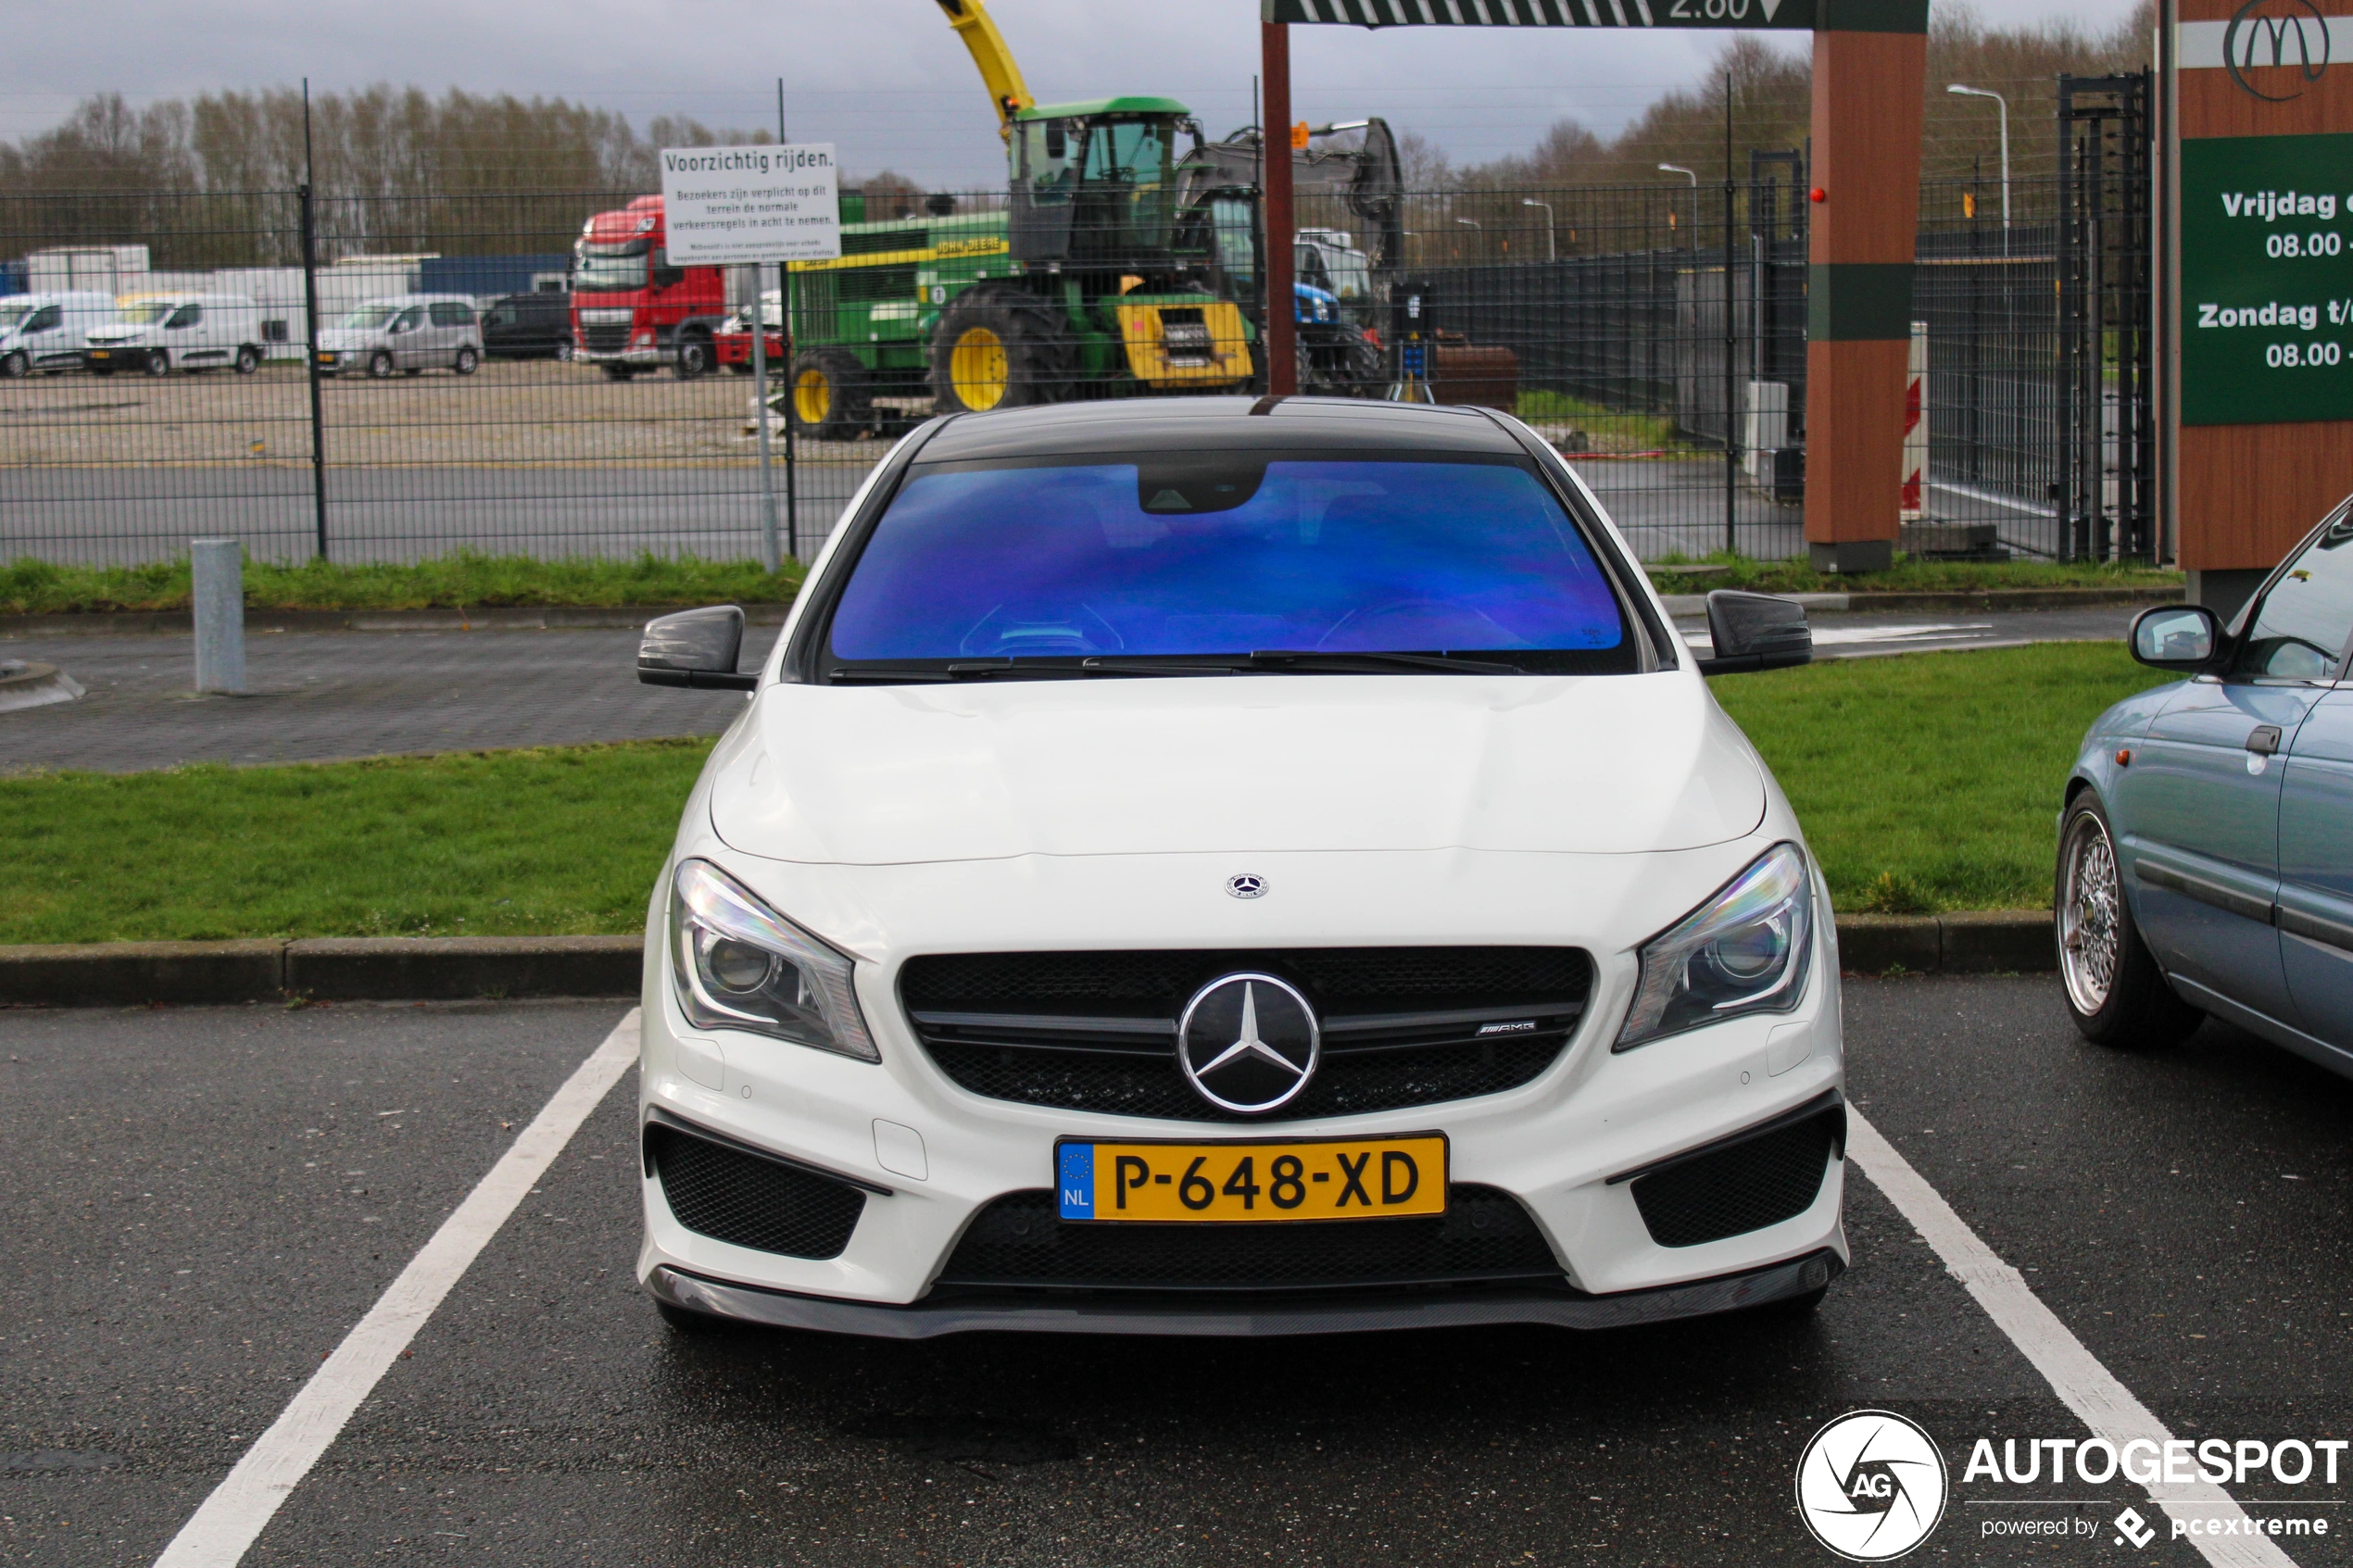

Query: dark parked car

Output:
[2058, 500, 2353, 1071]
[480, 292, 574, 360]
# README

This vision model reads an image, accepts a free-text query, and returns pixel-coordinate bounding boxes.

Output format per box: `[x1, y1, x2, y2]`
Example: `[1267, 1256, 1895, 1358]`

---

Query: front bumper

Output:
[648, 1247, 1843, 1339]
[635, 843, 1848, 1333]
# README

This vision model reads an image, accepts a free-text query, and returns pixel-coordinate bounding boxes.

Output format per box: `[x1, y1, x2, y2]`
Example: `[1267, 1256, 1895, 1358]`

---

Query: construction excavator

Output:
[780, 0, 1401, 438]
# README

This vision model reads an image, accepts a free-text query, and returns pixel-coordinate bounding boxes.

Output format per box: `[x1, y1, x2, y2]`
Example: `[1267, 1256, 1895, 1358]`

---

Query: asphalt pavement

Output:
[1, 606, 2135, 776]
[0, 627, 773, 774]
[5, 976, 2349, 1566]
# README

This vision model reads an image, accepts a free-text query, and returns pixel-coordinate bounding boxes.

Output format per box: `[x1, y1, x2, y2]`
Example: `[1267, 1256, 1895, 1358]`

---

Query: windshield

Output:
[1326, 251, 1372, 300]
[338, 306, 400, 330]
[119, 302, 178, 324]
[825, 455, 1633, 676]
[574, 245, 648, 292]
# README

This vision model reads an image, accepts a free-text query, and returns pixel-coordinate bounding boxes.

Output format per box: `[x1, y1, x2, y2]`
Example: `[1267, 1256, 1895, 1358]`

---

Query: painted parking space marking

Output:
[148, 1008, 639, 1568]
[1848, 1106, 2298, 1568]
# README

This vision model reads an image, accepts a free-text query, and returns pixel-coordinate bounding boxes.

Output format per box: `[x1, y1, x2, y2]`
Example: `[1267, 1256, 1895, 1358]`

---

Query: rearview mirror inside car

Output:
[1694, 590, 1812, 676]
[638, 604, 757, 691]
[2129, 604, 2221, 671]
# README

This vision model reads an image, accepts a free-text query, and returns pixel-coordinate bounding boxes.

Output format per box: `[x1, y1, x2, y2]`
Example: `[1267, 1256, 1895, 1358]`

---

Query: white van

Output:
[0, 292, 120, 377]
[84, 294, 268, 377]
[314, 295, 484, 378]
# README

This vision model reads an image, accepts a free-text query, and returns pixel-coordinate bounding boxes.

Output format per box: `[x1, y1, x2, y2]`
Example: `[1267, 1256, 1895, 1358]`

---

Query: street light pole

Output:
[1521, 198, 1555, 261]
[1947, 83, 2009, 252]
[1659, 163, 1698, 244]
[1454, 217, 1480, 260]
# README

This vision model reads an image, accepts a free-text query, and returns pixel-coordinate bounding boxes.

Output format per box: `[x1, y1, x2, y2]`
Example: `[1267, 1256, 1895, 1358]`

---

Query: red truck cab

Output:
[571, 195, 729, 380]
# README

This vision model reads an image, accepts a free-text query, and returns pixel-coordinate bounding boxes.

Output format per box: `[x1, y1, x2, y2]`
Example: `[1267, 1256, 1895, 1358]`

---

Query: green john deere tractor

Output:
[781, 98, 1400, 439]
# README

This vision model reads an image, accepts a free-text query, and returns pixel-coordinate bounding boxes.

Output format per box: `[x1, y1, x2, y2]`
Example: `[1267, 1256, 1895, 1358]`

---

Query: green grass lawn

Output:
[1712, 641, 2172, 913]
[0, 644, 2175, 945]
[1, 551, 804, 616]
[0, 740, 711, 945]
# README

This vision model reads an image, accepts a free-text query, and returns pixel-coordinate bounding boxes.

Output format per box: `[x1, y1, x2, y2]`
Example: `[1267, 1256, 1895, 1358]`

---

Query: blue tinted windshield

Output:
[827, 458, 1629, 670]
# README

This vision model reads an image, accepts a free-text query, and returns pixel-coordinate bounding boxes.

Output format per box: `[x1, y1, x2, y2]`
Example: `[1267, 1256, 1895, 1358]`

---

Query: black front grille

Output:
[645, 1121, 866, 1260]
[1630, 1110, 1840, 1248]
[581, 323, 630, 354]
[902, 947, 1590, 1123]
[937, 1185, 1559, 1291]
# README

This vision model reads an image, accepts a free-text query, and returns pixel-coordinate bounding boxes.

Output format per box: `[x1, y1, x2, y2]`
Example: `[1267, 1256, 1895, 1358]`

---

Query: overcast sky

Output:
[1, 0, 2145, 188]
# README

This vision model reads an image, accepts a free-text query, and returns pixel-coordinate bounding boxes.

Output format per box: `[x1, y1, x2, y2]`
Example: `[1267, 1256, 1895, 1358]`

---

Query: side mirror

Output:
[1694, 590, 1812, 676]
[2129, 604, 2222, 671]
[638, 605, 757, 691]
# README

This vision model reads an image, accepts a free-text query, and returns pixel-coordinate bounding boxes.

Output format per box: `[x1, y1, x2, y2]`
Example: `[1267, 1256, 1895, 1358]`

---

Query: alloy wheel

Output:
[2057, 809, 2122, 1016]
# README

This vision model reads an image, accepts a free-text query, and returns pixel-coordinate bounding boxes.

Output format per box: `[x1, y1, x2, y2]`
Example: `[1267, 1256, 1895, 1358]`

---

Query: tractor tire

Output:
[786, 348, 873, 442]
[926, 283, 1073, 415]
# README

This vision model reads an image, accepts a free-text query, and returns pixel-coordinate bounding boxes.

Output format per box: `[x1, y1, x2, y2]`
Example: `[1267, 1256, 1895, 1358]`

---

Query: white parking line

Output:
[150, 1009, 640, 1568]
[1847, 1108, 2298, 1568]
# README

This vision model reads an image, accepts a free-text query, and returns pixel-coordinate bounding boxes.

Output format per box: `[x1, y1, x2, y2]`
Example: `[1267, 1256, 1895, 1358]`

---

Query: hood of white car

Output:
[85, 327, 149, 345]
[317, 329, 374, 351]
[711, 673, 1767, 866]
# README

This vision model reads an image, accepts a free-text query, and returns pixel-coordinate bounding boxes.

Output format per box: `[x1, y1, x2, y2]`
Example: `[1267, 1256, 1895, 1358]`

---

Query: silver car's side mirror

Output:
[2129, 604, 2222, 672]
[1694, 590, 1812, 676]
[638, 604, 757, 691]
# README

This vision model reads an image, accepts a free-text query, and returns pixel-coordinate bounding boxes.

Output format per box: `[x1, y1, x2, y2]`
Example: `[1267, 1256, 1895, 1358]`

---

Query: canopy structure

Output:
[1260, 0, 1930, 571]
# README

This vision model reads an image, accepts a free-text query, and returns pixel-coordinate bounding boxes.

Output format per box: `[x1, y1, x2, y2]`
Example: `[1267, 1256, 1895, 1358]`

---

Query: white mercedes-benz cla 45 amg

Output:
[632, 395, 1842, 1337]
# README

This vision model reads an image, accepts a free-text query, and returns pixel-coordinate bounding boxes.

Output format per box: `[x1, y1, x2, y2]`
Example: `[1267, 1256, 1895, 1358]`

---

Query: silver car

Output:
[2058, 502, 2353, 1070]
[315, 295, 483, 379]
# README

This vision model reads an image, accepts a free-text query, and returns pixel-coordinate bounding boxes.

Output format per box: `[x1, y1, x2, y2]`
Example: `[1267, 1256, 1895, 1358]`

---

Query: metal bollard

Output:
[191, 538, 246, 694]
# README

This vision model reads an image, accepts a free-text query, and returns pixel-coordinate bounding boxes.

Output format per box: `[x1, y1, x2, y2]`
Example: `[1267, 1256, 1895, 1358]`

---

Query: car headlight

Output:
[1616, 842, 1814, 1050]
[667, 859, 879, 1061]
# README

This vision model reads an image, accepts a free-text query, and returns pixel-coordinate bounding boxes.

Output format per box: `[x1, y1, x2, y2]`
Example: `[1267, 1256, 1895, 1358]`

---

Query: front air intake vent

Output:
[645, 1120, 866, 1260]
[1629, 1105, 1842, 1249]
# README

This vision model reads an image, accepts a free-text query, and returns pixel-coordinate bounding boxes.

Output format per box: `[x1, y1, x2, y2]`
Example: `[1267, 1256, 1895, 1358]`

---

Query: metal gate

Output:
[2057, 70, 2156, 562]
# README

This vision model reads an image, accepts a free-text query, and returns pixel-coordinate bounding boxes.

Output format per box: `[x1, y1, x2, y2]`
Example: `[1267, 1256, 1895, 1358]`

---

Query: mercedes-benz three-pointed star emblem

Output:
[1176, 972, 1320, 1113]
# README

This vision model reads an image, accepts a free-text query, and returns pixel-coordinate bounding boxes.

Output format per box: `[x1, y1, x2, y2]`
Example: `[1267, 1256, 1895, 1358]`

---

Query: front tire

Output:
[0, 351, 28, 379]
[233, 345, 260, 373]
[601, 363, 636, 382]
[368, 350, 396, 379]
[145, 350, 171, 377]
[454, 345, 479, 376]
[673, 335, 711, 380]
[786, 348, 873, 440]
[2057, 792, 2204, 1047]
[926, 282, 1072, 414]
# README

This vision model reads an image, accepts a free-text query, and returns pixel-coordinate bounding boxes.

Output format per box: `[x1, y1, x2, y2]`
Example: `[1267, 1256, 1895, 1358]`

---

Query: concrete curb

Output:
[6, 589, 2176, 639]
[1654, 586, 2183, 618]
[0, 935, 643, 1007]
[0, 916, 2053, 1008]
[0, 604, 795, 638]
[1837, 911, 2053, 975]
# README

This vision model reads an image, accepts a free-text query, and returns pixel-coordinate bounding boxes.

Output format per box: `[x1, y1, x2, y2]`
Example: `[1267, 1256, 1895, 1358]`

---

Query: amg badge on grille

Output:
[1176, 972, 1320, 1114]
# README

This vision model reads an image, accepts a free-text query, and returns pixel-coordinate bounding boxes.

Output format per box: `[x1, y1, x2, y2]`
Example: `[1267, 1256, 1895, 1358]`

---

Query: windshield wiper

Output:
[1245, 649, 1526, 675]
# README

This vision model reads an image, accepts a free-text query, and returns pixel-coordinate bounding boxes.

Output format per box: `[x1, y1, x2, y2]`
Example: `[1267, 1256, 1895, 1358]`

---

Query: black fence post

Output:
[298, 182, 329, 562]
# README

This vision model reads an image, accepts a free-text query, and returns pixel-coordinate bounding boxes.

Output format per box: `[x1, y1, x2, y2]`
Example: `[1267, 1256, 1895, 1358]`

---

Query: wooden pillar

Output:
[1263, 19, 1297, 396]
[2173, 0, 2353, 615]
[1802, 5, 1928, 572]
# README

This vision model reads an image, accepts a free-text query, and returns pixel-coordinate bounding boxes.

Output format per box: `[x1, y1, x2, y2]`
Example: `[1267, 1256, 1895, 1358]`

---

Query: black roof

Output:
[913, 395, 1525, 462]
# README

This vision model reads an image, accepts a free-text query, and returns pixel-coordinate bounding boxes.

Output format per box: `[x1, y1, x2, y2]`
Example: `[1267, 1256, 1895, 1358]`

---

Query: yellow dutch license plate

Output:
[1054, 1135, 1447, 1223]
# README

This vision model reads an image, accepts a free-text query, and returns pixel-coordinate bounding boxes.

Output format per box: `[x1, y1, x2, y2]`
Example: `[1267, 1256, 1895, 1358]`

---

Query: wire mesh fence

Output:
[1, 162, 2152, 570]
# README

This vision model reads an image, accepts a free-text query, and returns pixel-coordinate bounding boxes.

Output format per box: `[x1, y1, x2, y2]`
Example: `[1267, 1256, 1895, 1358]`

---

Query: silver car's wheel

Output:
[2057, 809, 2120, 1015]
[2053, 792, 2203, 1047]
